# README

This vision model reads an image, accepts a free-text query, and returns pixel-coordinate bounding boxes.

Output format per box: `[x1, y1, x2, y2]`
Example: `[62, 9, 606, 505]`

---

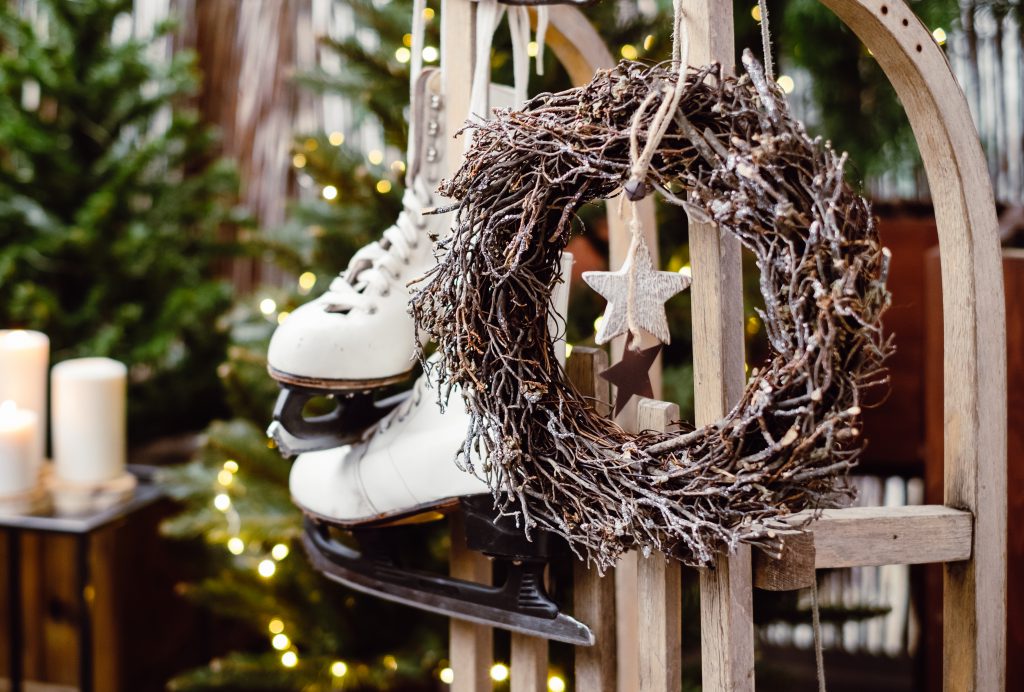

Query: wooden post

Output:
[636, 399, 682, 692]
[683, 2, 757, 691]
[510, 633, 546, 692]
[567, 348, 617, 692]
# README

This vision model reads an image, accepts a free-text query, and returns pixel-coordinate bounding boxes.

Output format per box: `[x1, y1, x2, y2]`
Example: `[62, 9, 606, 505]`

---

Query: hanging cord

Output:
[508, 7, 531, 106]
[757, 0, 774, 81]
[811, 577, 828, 692]
[535, 7, 549, 76]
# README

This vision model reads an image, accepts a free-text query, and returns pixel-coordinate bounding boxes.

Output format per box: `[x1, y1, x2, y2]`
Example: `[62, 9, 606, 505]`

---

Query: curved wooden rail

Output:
[815, 2, 1006, 690]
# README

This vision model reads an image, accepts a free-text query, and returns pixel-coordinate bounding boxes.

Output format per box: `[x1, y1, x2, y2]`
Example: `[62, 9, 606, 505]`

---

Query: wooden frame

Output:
[443, 1, 1006, 690]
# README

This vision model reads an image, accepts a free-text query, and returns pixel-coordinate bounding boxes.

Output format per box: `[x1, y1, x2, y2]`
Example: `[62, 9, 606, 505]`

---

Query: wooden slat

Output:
[636, 399, 682, 692]
[449, 513, 492, 692]
[753, 506, 974, 591]
[567, 348, 617, 692]
[685, 2, 755, 691]
[510, 633, 546, 692]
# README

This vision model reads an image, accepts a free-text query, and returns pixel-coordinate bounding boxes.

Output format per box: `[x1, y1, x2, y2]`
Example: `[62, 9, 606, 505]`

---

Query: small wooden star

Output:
[582, 237, 691, 345]
[599, 335, 664, 417]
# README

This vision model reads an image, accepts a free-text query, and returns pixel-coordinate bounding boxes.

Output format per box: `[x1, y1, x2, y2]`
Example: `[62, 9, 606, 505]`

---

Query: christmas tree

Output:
[0, 0, 244, 440]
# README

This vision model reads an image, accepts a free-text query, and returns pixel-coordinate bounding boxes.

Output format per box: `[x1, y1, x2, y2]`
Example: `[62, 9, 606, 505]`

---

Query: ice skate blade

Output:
[268, 365, 415, 391]
[302, 521, 595, 646]
[298, 497, 461, 529]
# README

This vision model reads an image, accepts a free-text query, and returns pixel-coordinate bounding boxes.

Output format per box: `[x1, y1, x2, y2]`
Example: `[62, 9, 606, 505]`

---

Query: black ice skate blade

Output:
[302, 513, 594, 646]
[269, 387, 411, 458]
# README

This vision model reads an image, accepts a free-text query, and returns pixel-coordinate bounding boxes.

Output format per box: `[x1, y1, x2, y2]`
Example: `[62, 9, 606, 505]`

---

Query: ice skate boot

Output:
[292, 256, 590, 644]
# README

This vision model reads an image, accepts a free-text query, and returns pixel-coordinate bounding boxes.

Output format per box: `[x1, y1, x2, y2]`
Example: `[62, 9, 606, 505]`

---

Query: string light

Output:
[402, 33, 413, 47]
[331, 660, 348, 677]
[298, 271, 317, 293]
[223, 460, 239, 473]
[272, 633, 290, 650]
[390, 160, 406, 173]
[213, 493, 231, 512]
[328, 131, 344, 146]
[292, 153, 306, 168]
[527, 41, 538, 57]
[593, 315, 604, 333]
[271, 543, 290, 561]
[643, 34, 655, 51]
[776, 75, 795, 94]
[227, 537, 244, 555]
[259, 298, 277, 316]
[281, 651, 298, 668]
[217, 470, 234, 486]
[383, 655, 398, 671]
[547, 675, 566, 692]
[751, 4, 762, 22]
[277, 311, 290, 326]
[422, 46, 439, 63]
[620, 44, 638, 60]
[376, 180, 393, 194]
[303, 138, 318, 152]
[565, 343, 573, 359]
[746, 315, 761, 336]
[322, 185, 338, 201]
[679, 264, 692, 279]
[490, 663, 509, 682]
[422, 7, 434, 20]
[439, 667, 454, 684]
[395, 47, 411, 63]
[932, 27, 947, 45]
[367, 149, 384, 165]
[268, 618, 285, 634]
[258, 559, 277, 578]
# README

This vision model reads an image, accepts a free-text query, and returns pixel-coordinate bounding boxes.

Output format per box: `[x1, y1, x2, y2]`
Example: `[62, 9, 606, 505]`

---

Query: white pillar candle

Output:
[0, 330, 49, 463]
[0, 400, 40, 496]
[51, 357, 127, 484]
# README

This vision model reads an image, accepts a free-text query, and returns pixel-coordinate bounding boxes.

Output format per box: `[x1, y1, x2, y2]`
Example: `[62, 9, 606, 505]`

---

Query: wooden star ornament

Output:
[599, 334, 664, 417]
[582, 237, 690, 345]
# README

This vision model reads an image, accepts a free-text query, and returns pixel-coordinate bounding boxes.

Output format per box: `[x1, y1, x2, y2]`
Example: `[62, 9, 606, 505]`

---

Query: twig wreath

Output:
[411, 49, 892, 570]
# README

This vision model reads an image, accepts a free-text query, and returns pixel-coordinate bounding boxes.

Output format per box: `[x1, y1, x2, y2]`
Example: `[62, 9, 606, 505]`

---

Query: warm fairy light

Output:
[439, 667, 454, 684]
[292, 153, 306, 168]
[259, 298, 277, 315]
[298, 271, 317, 292]
[383, 655, 398, 671]
[395, 46, 411, 63]
[223, 460, 239, 473]
[565, 343, 573, 359]
[376, 180, 393, 194]
[213, 493, 231, 512]
[303, 137, 318, 152]
[527, 41, 538, 57]
[593, 315, 604, 332]
[322, 185, 338, 201]
[272, 633, 290, 650]
[329, 131, 345, 146]
[422, 7, 434, 20]
[933, 27, 947, 45]
[422, 46, 439, 63]
[331, 660, 348, 677]
[751, 4, 762, 22]
[746, 315, 761, 336]
[643, 34, 655, 51]
[227, 537, 244, 555]
[678, 264, 692, 279]
[776, 75, 795, 94]
[281, 651, 298, 668]
[402, 33, 413, 47]
[271, 543, 290, 561]
[367, 149, 384, 165]
[217, 469, 234, 486]
[547, 675, 566, 692]
[258, 559, 277, 578]
[277, 311, 290, 326]
[620, 44, 638, 60]
[390, 160, 406, 173]
[268, 618, 285, 634]
[490, 663, 509, 682]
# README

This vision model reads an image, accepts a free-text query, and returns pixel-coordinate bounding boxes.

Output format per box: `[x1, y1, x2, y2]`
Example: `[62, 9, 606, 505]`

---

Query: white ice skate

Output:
[267, 1, 539, 457]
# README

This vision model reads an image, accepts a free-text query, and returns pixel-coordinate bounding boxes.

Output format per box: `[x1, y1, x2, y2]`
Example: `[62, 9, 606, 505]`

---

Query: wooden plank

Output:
[814, 3, 1007, 689]
[684, 2, 756, 691]
[567, 348, 617, 692]
[753, 506, 974, 591]
[449, 513, 492, 692]
[510, 633, 546, 692]
[636, 399, 682, 692]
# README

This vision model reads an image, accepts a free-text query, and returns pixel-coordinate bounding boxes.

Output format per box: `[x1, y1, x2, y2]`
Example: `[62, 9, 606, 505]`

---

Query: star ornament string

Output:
[412, 52, 892, 570]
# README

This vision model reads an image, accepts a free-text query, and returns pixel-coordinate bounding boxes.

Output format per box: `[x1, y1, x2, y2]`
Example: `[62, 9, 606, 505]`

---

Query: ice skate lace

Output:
[366, 373, 427, 437]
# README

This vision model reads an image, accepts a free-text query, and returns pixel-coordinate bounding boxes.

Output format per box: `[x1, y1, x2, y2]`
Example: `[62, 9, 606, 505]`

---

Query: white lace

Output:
[366, 371, 427, 437]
